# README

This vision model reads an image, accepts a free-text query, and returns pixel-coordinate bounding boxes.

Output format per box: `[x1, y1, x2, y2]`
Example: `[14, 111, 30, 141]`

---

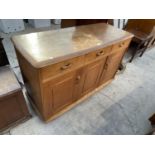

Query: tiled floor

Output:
[1, 24, 155, 135]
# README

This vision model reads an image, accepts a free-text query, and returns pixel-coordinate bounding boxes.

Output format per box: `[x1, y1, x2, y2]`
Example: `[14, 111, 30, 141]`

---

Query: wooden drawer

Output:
[112, 39, 131, 52]
[85, 46, 112, 64]
[41, 56, 85, 81]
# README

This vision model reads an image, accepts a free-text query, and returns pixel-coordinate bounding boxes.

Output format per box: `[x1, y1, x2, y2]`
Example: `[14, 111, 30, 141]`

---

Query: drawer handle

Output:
[119, 42, 125, 48]
[61, 63, 72, 70]
[76, 75, 81, 81]
[96, 50, 105, 56]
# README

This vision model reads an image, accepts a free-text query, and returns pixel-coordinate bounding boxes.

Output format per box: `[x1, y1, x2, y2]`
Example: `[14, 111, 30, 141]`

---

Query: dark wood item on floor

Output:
[61, 19, 113, 28]
[148, 113, 155, 135]
[124, 19, 155, 62]
[149, 114, 155, 126]
[12, 23, 133, 122]
[0, 37, 9, 66]
[0, 66, 31, 132]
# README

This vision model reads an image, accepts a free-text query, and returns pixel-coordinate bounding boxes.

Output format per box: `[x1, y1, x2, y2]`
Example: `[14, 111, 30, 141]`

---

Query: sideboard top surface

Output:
[12, 23, 133, 68]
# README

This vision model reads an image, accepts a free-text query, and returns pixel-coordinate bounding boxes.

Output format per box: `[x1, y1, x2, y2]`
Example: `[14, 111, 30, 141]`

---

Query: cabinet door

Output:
[42, 70, 84, 116]
[99, 50, 125, 85]
[81, 58, 107, 96]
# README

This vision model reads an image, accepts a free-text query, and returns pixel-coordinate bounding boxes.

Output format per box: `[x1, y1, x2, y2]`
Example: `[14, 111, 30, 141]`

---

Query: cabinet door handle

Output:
[104, 63, 108, 70]
[75, 75, 81, 84]
[61, 63, 72, 70]
[96, 50, 105, 57]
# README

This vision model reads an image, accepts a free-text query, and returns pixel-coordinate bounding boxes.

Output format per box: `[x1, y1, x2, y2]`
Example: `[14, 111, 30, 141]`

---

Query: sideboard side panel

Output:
[16, 50, 44, 117]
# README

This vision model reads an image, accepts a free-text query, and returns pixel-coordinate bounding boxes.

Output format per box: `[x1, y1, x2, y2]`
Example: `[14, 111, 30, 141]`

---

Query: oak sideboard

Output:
[12, 23, 133, 122]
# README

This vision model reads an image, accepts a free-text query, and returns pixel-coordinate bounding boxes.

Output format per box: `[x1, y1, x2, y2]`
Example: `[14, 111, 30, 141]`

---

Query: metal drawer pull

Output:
[76, 75, 81, 81]
[61, 63, 72, 70]
[119, 42, 125, 47]
[96, 50, 105, 56]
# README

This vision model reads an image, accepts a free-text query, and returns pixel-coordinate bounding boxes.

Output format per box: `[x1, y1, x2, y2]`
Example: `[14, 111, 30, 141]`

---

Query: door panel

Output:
[43, 71, 76, 115]
[52, 76, 75, 111]
[43, 69, 85, 115]
[72, 68, 85, 101]
[99, 50, 125, 85]
[82, 58, 107, 95]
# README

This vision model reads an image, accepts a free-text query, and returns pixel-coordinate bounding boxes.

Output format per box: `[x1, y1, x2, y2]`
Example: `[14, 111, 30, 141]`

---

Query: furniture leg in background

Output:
[0, 37, 9, 66]
[125, 20, 155, 62]
[129, 35, 154, 62]
[148, 113, 155, 135]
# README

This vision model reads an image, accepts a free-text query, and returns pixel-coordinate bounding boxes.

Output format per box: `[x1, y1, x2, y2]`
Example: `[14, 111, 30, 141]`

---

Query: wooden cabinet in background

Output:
[61, 19, 110, 28]
[12, 23, 133, 122]
[0, 91, 30, 131]
[0, 66, 30, 132]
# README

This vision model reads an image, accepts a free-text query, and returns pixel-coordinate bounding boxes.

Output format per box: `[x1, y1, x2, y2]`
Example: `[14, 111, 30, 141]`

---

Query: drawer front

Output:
[41, 56, 85, 81]
[85, 46, 112, 64]
[112, 39, 131, 52]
